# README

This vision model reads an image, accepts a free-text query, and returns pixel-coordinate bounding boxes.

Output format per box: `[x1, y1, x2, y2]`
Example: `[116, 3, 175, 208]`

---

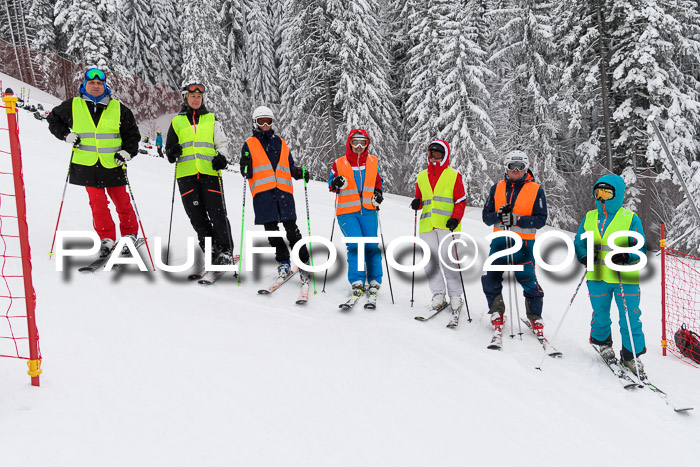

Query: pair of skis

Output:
[78, 238, 146, 273]
[486, 317, 561, 357]
[257, 269, 311, 304]
[591, 344, 693, 413]
[187, 255, 241, 286]
[339, 287, 377, 310]
[414, 303, 459, 328]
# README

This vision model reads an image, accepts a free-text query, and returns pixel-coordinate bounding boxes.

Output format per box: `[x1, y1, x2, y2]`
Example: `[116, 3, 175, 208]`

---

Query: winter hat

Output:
[428, 141, 447, 154]
[79, 67, 111, 102]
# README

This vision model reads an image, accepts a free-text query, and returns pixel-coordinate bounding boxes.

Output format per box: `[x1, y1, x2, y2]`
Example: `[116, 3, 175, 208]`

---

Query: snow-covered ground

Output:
[1, 72, 699, 466]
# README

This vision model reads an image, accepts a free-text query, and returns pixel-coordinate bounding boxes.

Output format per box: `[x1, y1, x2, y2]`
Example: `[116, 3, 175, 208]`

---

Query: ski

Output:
[188, 268, 207, 281]
[617, 363, 693, 413]
[591, 344, 640, 390]
[79, 238, 144, 273]
[339, 289, 364, 310]
[258, 268, 299, 295]
[487, 328, 503, 350]
[295, 282, 310, 304]
[414, 303, 449, 321]
[521, 319, 562, 358]
[191, 255, 240, 283]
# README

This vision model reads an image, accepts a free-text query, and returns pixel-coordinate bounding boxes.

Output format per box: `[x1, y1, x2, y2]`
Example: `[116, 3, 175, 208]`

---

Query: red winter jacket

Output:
[414, 140, 466, 221]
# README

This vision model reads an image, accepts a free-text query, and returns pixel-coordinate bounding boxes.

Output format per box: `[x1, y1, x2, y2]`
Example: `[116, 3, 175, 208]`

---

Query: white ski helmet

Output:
[504, 150, 529, 172]
[252, 106, 274, 129]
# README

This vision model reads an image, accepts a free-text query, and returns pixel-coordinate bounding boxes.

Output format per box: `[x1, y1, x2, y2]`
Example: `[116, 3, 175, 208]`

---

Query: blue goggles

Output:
[85, 68, 105, 81]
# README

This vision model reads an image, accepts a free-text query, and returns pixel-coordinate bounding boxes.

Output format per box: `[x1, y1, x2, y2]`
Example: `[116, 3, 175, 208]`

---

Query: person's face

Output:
[428, 150, 445, 163]
[350, 137, 368, 154]
[187, 92, 203, 109]
[85, 79, 105, 98]
[507, 167, 526, 180]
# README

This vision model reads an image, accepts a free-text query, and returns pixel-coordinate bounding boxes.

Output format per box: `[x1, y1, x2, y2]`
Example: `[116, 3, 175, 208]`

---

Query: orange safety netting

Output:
[663, 246, 700, 368]
[0, 103, 40, 362]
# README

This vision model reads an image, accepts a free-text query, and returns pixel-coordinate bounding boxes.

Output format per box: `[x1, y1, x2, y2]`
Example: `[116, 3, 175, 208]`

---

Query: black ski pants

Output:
[177, 173, 233, 253]
[264, 220, 309, 264]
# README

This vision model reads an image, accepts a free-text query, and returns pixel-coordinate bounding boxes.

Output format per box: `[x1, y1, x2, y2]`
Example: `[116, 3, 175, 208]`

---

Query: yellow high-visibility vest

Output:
[417, 168, 460, 233]
[71, 97, 122, 168]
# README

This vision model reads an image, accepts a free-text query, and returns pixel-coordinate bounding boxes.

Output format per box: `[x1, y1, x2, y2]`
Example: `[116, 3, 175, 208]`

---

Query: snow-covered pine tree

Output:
[326, 0, 400, 192]
[488, 0, 573, 228]
[120, 0, 155, 84]
[247, 0, 279, 104]
[435, 0, 495, 205]
[27, 0, 55, 52]
[54, 0, 112, 70]
[150, 0, 182, 88]
[180, 0, 242, 136]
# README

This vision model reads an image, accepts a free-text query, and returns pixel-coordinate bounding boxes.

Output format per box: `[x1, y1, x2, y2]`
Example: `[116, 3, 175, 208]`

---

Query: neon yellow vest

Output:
[172, 114, 217, 178]
[583, 207, 639, 284]
[417, 168, 461, 233]
[71, 97, 122, 168]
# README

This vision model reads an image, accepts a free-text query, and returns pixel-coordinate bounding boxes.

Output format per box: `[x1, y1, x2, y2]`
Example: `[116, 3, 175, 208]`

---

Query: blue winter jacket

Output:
[573, 174, 646, 264]
[482, 170, 547, 229]
[242, 128, 300, 225]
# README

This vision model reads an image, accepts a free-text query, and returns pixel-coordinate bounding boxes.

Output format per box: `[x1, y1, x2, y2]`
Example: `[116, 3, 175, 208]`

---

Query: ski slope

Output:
[1, 72, 699, 466]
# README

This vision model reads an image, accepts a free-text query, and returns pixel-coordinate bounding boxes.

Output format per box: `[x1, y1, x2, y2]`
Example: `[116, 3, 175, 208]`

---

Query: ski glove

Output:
[611, 253, 630, 265]
[167, 144, 182, 164]
[240, 153, 252, 178]
[293, 166, 310, 183]
[445, 218, 459, 232]
[212, 153, 228, 171]
[410, 198, 421, 211]
[330, 176, 348, 192]
[498, 204, 515, 226]
[65, 132, 80, 147]
[372, 188, 383, 206]
[114, 150, 132, 166]
[579, 256, 588, 266]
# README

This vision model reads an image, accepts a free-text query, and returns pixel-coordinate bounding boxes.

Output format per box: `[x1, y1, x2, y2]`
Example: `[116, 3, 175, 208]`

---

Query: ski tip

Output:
[414, 316, 426, 321]
[258, 290, 271, 295]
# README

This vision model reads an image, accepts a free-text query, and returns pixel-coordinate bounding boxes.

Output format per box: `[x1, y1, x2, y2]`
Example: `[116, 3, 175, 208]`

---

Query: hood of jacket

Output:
[425, 140, 451, 186]
[593, 173, 625, 215]
[344, 128, 371, 166]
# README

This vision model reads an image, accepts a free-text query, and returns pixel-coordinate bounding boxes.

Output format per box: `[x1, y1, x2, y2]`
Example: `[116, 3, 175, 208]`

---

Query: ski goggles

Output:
[506, 162, 526, 171]
[185, 83, 205, 93]
[594, 183, 615, 201]
[428, 150, 445, 160]
[85, 68, 105, 81]
[256, 117, 273, 126]
[350, 138, 369, 148]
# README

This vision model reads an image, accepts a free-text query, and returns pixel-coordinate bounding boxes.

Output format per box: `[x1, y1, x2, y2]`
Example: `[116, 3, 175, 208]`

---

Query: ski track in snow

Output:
[1, 72, 699, 466]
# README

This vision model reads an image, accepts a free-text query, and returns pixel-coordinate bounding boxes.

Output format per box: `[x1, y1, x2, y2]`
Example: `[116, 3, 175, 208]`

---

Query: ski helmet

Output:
[504, 150, 529, 172]
[181, 82, 205, 102]
[252, 106, 274, 129]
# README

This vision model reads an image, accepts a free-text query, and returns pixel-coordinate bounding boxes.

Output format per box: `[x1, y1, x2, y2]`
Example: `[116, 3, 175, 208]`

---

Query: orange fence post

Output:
[3, 88, 41, 386]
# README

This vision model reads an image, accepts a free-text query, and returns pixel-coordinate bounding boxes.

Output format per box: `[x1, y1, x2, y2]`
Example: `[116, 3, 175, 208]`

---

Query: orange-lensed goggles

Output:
[594, 184, 615, 201]
[186, 83, 205, 93]
[256, 117, 272, 126]
[350, 138, 369, 148]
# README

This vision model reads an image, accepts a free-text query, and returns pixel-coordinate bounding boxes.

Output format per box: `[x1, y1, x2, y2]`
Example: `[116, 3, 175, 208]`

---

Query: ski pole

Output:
[123, 168, 155, 271]
[49, 162, 71, 259]
[302, 166, 317, 294]
[618, 271, 643, 381]
[321, 216, 335, 293]
[505, 227, 523, 339]
[217, 169, 234, 265]
[165, 166, 177, 265]
[410, 209, 418, 307]
[535, 270, 587, 370]
[377, 208, 394, 304]
[238, 164, 248, 286]
[451, 233, 472, 322]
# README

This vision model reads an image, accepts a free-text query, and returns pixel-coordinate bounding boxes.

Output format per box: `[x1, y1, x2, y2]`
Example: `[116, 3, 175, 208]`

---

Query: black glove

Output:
[611, 253, 630, 265]
[579, 256, 588, 265]
[497, 204, 515, 226]
[410, 198, 421, 210]
[293, 166, 310, 183]
[445, 218, 459, 232]
[212, 153, 228, 171]
[372, 188, 383, 206]
[330, 176, 347, 192]
[240, 153, 252, 178]
[166, 144, 182, 164]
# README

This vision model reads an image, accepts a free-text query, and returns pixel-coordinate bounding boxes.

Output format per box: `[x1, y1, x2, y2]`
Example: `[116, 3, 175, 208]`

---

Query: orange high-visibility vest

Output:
[334, 155, 378, 215]
[493, 180, 540, 240]
[247, 137, 293, 197]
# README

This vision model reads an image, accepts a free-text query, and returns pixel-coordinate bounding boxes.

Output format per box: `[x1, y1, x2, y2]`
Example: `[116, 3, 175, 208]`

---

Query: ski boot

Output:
[447, 296, 462, 328]
[99, 238, 115, 258]
[277, 261, 292, 279]
[430, 293, 447, 311]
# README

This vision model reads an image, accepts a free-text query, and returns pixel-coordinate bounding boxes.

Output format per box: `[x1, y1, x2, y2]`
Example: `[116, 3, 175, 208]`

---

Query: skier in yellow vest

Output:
[574, 174, 647, 376]
[411, 140, 467, 327]
[239, 106, 311, 284]
[481, 151, 547, 347]
[165, 82, 233, 265]
[47, 68, 141, 258]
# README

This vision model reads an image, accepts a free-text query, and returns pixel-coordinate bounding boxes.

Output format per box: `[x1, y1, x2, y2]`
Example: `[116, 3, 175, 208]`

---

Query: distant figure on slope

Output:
[481, 151, 548, 344]
[574, 174, 647, 376]
[164, 82, 233, 264]
[47, 67, 141, 257]
[239, 106, 311, 285]
[328, 129, 384, 303]
[155, 130, 163, 158]
[410, 140, 466, 327]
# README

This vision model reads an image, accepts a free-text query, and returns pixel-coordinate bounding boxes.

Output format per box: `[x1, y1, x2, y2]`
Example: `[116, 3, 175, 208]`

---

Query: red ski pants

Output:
[85, 186, 138, 241]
